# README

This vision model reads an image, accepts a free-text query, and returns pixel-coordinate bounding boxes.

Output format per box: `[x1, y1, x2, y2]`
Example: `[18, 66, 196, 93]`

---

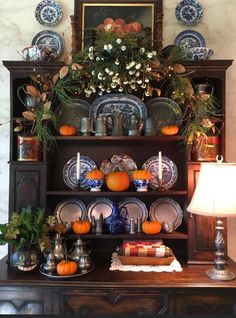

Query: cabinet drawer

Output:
[62, 290, 170, 316]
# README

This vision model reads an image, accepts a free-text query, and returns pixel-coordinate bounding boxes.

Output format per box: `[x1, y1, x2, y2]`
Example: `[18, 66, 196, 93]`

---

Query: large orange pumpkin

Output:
[72, 219, 91, 234]
[106, 171, 130, 192]
[86, 169, 105, 180]
[142, 221, 162, 234]
[56, 260, 78, 276]
[59, 125, 77, 136]
[132, 170, 152, 180]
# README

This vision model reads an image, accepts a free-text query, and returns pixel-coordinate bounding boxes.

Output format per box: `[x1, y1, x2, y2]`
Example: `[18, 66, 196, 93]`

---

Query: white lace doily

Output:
[109, 253, 183, 272]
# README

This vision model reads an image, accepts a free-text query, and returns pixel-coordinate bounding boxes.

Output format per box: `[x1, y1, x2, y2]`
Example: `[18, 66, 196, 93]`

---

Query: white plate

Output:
[32, 30, 64, 59]
[63, 156, 97, 190]
[142, 156, 178, 190]
[100, 153, 137, 176]
[35, 0, 62, 27]
[149, 198, 183, 230]
[87, 198, 114, 221]
[54, 199, 87, 224]
[118, 197, 148, 230]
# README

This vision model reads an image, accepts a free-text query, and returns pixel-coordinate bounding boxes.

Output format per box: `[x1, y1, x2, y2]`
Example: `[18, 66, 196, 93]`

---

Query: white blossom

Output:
[135, 72, 140, 77]
[118, 87, 124, 92]
[105, 68, 110, 74]
[121, 46, 126, 51]
[98, 72, 103, 80]
[116, 38, 122, 44]
[129, 70, 136, 75]
[147, 52, 153, 58]
[108, 44, 113, 50]
[152, 51, 157, 56]
[135, 63, 141, 69]
[115, 59, 120, 65]
[96, 56, 101, 61]
[88, 46, 94, 52]
[136, 80, 142, 84]
[140, 48, 145, 53]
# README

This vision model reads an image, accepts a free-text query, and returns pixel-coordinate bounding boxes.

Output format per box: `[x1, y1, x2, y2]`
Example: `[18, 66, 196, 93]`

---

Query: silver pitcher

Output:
[94, 116, 107, 136]
[107, 112, 124, 136]
[17, 85, 39, 110]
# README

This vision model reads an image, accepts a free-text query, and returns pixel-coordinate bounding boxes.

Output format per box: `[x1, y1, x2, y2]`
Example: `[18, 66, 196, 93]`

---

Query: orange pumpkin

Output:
[106, 171, 130, 192]
[142, 221, 162, 234]
[132, 170, 151, 180]
[86, 169, 105, 180]
[59, 125, 77, 136]
[72, 219, 91, 234]
[160, 125, 179, 136]
[56, 260, 78, 276]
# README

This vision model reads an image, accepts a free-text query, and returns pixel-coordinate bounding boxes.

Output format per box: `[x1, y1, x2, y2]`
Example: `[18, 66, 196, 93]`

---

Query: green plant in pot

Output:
[0, 206, 66, 272]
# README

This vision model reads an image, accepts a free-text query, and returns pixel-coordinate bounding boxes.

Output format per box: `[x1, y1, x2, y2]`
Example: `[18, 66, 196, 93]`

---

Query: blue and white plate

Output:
[63, 156, 97, 190]
[89, 94, 147, 132]
[35, 0, 62, 27]
[32, 30, 64, 59]
[118, 197, 148, 230]
[54, 198, 87, 224]
[149, 198, 183, 230]
[142, 156, 178, 190]
[174, 30, 205, 51]
[175, 0, 203, 25]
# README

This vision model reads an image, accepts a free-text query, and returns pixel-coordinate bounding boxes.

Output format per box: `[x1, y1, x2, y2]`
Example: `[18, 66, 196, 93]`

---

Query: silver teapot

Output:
[68, 238, 92, 272]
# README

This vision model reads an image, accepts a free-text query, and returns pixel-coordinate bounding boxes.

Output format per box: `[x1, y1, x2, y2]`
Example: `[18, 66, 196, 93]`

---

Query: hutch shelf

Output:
[1, 59, 235, 316]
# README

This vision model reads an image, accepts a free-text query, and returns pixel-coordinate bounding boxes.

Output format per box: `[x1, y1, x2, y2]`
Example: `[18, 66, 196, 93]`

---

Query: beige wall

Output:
[0, 0, 235, 260]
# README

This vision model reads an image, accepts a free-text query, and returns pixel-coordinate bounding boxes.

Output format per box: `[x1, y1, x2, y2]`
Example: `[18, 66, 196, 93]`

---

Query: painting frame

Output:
[71, 0, 163, 53]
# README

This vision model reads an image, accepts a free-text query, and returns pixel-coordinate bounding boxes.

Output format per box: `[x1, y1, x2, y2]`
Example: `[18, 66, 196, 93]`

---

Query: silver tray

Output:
[63, 156, 98, 190]
[142, 155, 178, 190]
[149, 198, 183, 230]
[118, 197, 148, 230]
[87, 198, 114, 221]
[54, 198, 87, 224]
[39, 262, 95, 279]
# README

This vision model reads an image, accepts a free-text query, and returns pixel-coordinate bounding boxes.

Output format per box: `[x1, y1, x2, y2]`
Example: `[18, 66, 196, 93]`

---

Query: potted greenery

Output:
[0, 205, 66, 272]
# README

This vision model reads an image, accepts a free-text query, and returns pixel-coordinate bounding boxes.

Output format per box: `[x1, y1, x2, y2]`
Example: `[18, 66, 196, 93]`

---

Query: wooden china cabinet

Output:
[1, 59, 235, 316]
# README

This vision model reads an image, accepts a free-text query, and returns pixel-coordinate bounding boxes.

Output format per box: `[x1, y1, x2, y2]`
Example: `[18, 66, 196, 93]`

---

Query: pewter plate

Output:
[35, 0, 62, 27]
[100, 153, 137, 176]
[55, 98, 90, 130]
[142, 156, 178, 190]
[89, 94, 147, 132]
[63, 156, 97, 190]
[175, 0, 203, 25]
[174, 30, 205, 51]
[87, 198, 114, 221]
[118, 197, 148, 230]
[146, 97, 183, 131]
[39, 262, 95, 279]
[54, 198, 87, 224]
[32, 30, 64, 59]
[149, 198, 183, 230]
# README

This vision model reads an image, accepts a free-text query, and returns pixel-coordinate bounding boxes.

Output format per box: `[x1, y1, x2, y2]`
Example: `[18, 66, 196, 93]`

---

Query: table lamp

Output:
[187, 158, 236, 280]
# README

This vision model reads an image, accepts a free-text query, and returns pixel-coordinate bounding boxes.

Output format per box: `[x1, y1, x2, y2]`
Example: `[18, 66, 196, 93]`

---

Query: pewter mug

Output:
[107, 112, 124, 135]
[144, 118, 156, 136]
[94, 116, 107, 136]
[127, 115, 144, 136]
[79, 117, 94, 136]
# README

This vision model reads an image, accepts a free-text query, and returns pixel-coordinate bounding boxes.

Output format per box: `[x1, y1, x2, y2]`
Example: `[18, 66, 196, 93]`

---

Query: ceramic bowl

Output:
[87, 179, 103, 192]
[186, 47, 214, 60]
[133, 179, 149, 192]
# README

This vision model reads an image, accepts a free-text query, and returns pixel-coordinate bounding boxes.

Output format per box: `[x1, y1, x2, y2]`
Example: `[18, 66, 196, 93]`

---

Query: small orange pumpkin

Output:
[59, 125, 77, 136]
[160, 125, 179, 136]
[56, 260, 78, 276]
[72, 219, 91, 234]
[142, 220, 162, 234]
[132, 170, 152, 180]
[106, 171, 130, 192]
[86, 169, 105, 180]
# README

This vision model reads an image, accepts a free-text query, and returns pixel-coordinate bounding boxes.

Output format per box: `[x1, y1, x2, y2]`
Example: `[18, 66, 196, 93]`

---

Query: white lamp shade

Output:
[187, 162, 236, 217]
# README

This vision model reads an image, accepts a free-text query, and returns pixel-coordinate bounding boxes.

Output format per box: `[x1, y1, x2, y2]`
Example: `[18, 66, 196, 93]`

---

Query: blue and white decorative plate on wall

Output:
[175, 0, 203, 25]
[35, 0, 62, 27]
[174, 30, 205, 51]
[32, 30, 64, 59]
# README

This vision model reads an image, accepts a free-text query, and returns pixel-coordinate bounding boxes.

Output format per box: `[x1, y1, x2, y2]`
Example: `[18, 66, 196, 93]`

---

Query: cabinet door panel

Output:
[62, 290, 170, 316]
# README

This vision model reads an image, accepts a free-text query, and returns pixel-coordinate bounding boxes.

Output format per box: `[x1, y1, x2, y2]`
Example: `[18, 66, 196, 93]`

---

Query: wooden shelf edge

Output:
[46, 190, 188, 196]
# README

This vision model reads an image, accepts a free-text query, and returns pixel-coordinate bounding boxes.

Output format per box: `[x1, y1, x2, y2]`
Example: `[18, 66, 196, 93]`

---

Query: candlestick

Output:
[158, 151, 162, 180]
[76, 152, 80, 182]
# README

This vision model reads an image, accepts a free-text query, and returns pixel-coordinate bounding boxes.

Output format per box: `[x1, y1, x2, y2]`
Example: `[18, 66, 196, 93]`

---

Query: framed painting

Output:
[71, 0, 163, 53]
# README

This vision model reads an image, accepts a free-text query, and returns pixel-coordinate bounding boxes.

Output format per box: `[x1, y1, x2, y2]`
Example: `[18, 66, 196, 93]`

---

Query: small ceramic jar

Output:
[133, 179, 149, 192]
[87, 179, 103, 191]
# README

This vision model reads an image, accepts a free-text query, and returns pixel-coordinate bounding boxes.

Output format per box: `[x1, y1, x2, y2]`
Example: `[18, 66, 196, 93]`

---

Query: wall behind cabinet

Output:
[0, 0, 236, 260]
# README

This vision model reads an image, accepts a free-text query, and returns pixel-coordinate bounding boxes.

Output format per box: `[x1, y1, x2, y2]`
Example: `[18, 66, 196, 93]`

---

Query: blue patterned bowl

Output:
[87, 179, 103, 192]
[133, 179, 149, 192]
